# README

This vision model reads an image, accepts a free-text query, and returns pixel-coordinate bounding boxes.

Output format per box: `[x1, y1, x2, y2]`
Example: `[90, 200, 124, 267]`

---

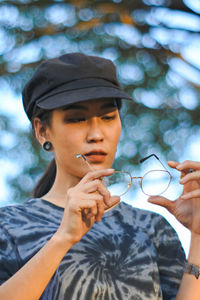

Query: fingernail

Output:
[147, 196, 156, 202]
[181, 194, 189, 199]
[176, 165, 182, 170]
[107, 168, 114, 172]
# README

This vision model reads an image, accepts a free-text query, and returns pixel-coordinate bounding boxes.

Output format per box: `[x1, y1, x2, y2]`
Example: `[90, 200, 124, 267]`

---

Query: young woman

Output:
[0, 53, 200, 300]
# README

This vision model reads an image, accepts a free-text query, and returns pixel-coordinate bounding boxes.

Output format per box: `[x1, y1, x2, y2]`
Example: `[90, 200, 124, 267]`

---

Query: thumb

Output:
[105, 196, 120, 212]
[148, 196, 175, 214]
[110, 196, 120, 207]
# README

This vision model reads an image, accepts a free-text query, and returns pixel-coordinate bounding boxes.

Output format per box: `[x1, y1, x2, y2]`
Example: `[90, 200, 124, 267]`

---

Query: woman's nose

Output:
[86, 118, 104, 143]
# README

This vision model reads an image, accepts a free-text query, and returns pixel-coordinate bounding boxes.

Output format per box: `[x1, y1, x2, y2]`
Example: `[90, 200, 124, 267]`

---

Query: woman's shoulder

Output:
[0, 198, 63, 228]
[115, 201, 167, 225]
[113, 201, 180, 239]
[112, 202, 184, 258]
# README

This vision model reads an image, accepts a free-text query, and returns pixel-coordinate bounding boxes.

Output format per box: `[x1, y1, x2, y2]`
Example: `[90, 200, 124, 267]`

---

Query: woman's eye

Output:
[102, 114, 116, 121]
[65, 117, 86, 123]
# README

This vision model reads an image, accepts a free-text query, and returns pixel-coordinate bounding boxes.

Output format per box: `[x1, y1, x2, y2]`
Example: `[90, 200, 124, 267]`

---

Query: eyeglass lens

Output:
[103, 171, 132, 197]
[141, 170, 171, 196]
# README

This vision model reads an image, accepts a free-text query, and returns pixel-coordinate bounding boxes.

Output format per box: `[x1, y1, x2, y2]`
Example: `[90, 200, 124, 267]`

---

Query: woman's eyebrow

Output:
[60, 101, 117, 111]
[61, 104, 88, 111]
[100, 102, 117, 109]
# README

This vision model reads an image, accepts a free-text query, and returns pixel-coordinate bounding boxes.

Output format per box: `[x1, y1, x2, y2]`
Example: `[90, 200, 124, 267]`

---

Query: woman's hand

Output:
[56, 169, 120, 246]
[148, 160, 200, 235]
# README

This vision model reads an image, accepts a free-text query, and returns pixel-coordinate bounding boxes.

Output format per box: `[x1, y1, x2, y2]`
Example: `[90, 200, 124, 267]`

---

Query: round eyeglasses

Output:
[103, 169, 172, 197]
[76, 154, 172, 197]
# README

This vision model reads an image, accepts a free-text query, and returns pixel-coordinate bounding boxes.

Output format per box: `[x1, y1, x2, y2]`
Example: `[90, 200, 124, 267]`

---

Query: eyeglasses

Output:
[76, 154, 172, 197]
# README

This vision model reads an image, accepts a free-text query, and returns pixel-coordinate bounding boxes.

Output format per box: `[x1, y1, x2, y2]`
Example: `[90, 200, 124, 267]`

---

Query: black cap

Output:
[22, 52, 133, 120]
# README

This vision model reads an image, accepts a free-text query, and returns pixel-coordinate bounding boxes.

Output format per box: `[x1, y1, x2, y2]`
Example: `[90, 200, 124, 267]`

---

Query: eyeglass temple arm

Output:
[139, 153, 159, 163]
[76, 154, 95, 171]
[139, 153, 169, 173]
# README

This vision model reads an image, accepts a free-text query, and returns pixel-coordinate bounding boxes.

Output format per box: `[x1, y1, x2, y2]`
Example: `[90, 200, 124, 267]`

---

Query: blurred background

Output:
[0, 0, 200, 254]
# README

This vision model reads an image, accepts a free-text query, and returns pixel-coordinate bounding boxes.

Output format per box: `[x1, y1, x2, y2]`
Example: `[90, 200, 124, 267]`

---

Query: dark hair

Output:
[31, 106, 56, 198]
[32, 98, 122, 198]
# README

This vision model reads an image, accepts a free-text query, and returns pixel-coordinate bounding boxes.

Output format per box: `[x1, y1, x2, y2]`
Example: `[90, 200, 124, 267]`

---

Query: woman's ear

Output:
[34, 118, 49, 146]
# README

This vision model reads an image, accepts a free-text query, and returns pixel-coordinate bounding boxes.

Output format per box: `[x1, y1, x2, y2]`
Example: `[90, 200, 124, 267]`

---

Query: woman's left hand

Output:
[148, 160, 200, 235]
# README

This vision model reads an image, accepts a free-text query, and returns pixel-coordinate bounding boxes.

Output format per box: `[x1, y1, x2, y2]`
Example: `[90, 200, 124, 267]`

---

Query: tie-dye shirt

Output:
[0, 198, 185, 300]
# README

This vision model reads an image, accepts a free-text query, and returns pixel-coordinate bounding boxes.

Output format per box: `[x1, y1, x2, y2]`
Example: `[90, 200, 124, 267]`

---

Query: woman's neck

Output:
[42, 170, 80, 208]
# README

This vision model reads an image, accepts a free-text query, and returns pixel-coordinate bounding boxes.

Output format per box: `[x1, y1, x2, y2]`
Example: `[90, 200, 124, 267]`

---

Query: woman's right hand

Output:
[56, 169, 120, 246]
[0, 169, 119, 300]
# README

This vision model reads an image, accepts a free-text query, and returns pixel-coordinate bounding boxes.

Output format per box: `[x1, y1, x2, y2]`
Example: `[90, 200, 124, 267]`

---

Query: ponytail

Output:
[31, 106, 56, 199]
[33, 159, 56, 198]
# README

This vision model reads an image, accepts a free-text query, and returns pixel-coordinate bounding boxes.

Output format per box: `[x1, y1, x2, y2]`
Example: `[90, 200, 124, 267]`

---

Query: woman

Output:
[0, 53, 200, 300]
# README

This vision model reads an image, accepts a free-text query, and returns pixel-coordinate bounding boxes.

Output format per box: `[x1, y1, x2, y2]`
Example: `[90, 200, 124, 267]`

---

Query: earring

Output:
[43, 141, 52, 151]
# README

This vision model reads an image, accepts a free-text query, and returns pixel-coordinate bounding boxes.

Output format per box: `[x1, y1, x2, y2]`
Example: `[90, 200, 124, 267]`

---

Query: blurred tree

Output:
[0, 0, 200, 202]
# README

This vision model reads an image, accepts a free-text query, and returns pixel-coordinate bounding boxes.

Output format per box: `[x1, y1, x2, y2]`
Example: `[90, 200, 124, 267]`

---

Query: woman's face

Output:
[45, 98, 121, 181]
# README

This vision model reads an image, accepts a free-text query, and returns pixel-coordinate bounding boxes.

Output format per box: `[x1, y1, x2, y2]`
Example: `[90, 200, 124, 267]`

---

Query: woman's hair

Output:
[31, 106, 56, 198]
[32, 98, 122, 199]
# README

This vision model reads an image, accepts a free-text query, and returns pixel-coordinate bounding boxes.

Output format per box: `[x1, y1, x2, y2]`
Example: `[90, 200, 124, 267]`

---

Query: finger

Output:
[181, 189, 200, 200]
[83, 203, 98, 219]
[74, 199, 97, 224]
[83, 208, 89, 215]
[168, 161, 179, 169]
[82, 194, 104, 221]
[96, 197, 105, 222]
[82, 179, 111, 207]
[105, 196, 120, 212]
[179, 171, 200, 184]
[81, 168, 115, 184]
[148, 196, 174, 213]
[176, 160, 200, 172]
[83, 179, 101, 193]
[87, 193, 105, 221]
[72, 198, 97, 212]
[96, 183, 111, 207]
[86, 193, 118, 220]
[110, 196, 120, 206]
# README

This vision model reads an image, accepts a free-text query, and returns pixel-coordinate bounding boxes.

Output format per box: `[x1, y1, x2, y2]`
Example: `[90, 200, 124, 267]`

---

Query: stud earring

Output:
[43, 141, 52, 151]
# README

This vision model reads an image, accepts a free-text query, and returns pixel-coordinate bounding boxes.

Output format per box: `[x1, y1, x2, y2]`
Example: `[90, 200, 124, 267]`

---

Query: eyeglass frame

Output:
[76, 153, 173, 197]
[109, 154, 172, 196]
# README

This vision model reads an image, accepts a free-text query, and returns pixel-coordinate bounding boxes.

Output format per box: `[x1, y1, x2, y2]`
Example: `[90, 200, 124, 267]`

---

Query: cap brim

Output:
[36, 86, 133, 110]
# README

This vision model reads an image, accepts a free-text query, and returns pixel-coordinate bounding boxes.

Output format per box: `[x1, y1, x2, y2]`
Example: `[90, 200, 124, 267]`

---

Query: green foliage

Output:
[0, 0, 200, 202]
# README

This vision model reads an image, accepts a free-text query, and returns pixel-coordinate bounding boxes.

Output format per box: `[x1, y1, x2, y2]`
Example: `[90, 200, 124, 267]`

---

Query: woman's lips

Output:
[84, 152, 107, 163]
